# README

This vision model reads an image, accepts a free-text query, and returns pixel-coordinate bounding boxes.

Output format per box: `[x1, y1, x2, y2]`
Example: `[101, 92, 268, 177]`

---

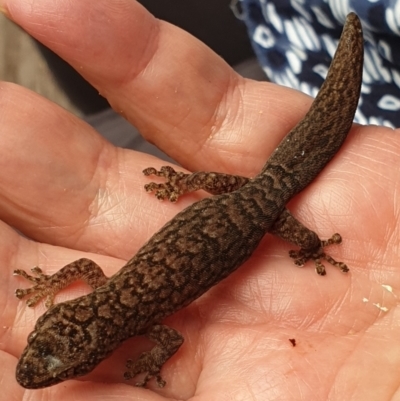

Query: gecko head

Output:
[16, 330, 76, 389]
[16, 301, 113, 389]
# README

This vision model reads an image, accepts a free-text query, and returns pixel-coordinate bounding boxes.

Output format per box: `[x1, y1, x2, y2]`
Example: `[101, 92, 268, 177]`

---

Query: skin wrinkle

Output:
[204, 97, 259, 173]
[112, 14, 161, 93]
[168, 78, 235, 166]
[126, 20, 233, 153]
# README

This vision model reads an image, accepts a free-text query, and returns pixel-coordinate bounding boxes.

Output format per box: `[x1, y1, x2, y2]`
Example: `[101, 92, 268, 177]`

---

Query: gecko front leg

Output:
[124, 324, 184, 387]
[143, 166, 249, 202]
[14, 258, 109, 307]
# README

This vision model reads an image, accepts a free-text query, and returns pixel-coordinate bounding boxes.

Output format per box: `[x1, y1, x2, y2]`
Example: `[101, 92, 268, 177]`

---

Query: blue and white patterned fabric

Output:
[236, 0, 400, 128]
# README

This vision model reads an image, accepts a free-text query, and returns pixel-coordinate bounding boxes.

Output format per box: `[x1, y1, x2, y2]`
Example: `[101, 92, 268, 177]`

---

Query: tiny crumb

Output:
[362, 297, 369, 303]
[372, 303, 389, 312]
[289, 338, 296, 347]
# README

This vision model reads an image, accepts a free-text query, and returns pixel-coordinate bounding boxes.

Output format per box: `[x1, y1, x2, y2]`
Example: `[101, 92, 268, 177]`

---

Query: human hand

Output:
[0, 1, 399, 400]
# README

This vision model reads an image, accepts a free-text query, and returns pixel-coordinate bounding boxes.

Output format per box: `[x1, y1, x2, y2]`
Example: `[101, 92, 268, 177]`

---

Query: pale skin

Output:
[0, 1, 399, 400]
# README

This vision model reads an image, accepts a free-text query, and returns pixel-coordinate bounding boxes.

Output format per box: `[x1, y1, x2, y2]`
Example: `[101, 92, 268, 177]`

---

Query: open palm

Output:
[1, 1, 399, 400]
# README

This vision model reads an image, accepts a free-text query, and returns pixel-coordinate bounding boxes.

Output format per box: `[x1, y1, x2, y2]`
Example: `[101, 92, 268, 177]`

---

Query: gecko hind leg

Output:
[270, 208, 349, 276]
[289, 233, 349, 276]
[143, 166, 249, 202]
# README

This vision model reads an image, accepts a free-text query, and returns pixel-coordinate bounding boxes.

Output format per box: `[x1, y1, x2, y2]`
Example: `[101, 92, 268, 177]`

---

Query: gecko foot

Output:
[14, 267, 56, 308]
[143, 166, 189, 202]
[124, 324, 183, 388]
[14, 259, 108, 309]
[289, 233, 349, 276]
[124, 353, 166, 388]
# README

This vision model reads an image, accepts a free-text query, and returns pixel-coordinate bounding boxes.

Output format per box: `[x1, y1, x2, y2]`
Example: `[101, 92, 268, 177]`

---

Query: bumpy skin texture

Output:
[14, 13, 363, 390]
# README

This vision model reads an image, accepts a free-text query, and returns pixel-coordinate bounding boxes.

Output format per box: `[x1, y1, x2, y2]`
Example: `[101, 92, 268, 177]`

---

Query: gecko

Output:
[14, 12, 363, 389]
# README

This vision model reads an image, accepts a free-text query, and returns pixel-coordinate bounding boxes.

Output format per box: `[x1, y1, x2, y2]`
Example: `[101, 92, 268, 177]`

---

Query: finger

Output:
[0, 83, 189, 256]
[2, 0, 311, 174]
[0, 352, 24, 400]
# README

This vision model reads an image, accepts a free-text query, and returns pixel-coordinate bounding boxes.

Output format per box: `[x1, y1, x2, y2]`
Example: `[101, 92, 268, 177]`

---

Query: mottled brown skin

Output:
[14, 13, 363, 390]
